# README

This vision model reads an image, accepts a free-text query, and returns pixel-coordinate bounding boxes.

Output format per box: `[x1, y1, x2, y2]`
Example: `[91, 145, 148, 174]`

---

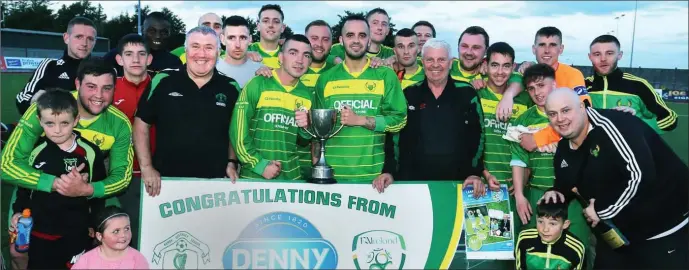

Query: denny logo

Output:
[223, 212, 338, 269]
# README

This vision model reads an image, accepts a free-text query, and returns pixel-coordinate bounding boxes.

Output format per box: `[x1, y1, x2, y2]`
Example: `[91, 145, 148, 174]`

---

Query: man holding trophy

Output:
[230, 34, 315, 180]
[296, 15, 407, 185]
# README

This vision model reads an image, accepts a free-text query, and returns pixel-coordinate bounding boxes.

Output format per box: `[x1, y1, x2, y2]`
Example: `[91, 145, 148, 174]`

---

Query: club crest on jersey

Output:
[215, 93, 227, 107]
[92, 134, 105, 147]
[616, 99, 632, 108]
[365, 81, 377, 92]
[295, 99, 305, 111]
[590, 144, 600, 157]
[64, 158, 78, 172]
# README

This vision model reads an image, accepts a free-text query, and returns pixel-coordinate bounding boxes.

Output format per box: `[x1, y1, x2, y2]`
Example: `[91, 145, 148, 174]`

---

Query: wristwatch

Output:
[228, 159, 240, 167]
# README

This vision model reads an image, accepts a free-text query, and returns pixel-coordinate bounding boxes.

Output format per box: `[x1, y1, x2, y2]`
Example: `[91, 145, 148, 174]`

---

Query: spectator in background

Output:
[170, 12, 227, 64]
[215, 16, 264, 88]
[104, 12, 182, 75]
[133, 26, 240, 197]
[586, 34, 678, 133]
[15, 16, 97, 115]
[111, 33, 155, 249]
[542, 88, 689, 269]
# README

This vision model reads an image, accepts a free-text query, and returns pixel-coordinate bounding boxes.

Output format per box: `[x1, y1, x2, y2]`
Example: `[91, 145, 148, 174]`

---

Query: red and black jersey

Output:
[113, 75, 155, 176]
[12, 131, 106, 236]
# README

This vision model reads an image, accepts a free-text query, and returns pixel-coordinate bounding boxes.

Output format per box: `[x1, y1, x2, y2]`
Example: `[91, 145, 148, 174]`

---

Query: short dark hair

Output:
[76, 57, 116, 84]
[36, 89, 78, 119]
[305, 20, 331, 34]
[395, 28, 416, 38]
[459, 26, 489, 49]
[590, 34, 621, 49]
[281, 34, 311, 52]
[486, 42, 515, 63]
[146, 11, 166, 22]
[523, 63, 556, 88]
[342, 14, 370, 31]
[412, 20, 436, 37]
[223, 15, 250, 30]
[537, 201, 568, 220]
[366, 8, 389, 21]
[67, 16, 96, 34]
[535, 26, 563, 44]
[117, 33, 149, 55]
[259, 4, 284, 21]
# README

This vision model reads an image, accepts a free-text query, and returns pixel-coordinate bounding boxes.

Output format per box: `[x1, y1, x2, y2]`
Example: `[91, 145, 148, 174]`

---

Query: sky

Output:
[51, 1, 689, 69]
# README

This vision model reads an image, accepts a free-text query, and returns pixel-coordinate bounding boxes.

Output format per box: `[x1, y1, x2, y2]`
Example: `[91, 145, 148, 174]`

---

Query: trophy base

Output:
[307, 178, 337, 184]
[309, 166, 337, 184]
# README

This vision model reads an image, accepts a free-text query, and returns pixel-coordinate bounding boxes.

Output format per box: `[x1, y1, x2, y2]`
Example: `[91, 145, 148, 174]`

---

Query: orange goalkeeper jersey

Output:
[533, 62, 591, 147]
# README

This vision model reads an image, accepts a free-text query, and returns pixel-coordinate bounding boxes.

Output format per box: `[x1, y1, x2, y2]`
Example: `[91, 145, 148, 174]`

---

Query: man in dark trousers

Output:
[395, 38, 488, 197]
[540, 88, 688, 269]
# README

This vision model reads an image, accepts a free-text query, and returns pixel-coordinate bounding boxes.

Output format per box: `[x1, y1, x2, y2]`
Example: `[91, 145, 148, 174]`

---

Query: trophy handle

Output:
[302, 126, 317, 138]
[326, 110, 345, 139]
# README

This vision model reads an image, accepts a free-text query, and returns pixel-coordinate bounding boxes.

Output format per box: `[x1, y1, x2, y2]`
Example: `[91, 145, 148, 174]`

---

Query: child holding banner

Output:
[72, 206, 148, 269]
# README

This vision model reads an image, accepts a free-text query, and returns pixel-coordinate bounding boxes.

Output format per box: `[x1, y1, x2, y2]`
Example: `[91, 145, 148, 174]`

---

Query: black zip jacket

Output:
[12, 131, 106, 236]
[585, 68, 678, 131]
[553, 107, 689, 242]
[397, 79, 485, 181]
[15, 51, 83, 115]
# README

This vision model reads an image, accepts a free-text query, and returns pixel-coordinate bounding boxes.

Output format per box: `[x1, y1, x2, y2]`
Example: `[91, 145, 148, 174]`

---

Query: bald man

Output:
[540, 88, 689, 269]
[171, 13, 226, 64]
[105, 12, 182, 75]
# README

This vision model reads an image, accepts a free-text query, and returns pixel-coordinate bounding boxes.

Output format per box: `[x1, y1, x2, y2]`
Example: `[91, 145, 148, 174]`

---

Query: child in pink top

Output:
[72, 206, 149, 269]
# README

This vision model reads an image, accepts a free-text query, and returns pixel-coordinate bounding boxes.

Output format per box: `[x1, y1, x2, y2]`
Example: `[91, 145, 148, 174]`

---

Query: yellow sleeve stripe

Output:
[1, 127, 41, 185]
[103, 108, 134, 194]
[234, 90, 259, 167]
[384, 116, 407, 132]
[622, 74, 678, 127]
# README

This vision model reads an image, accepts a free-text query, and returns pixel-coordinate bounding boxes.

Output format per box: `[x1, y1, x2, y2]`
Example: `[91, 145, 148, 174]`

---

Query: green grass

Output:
[1, 73, 687, 269]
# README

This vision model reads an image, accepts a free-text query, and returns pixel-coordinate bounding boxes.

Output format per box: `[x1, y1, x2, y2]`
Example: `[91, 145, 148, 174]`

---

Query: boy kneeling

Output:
[9, 89, 106, 269]
[516, 201, 586, 270]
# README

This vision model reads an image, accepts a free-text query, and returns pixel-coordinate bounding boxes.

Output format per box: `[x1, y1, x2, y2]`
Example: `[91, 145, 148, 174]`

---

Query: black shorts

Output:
[27, 231, 91, 269]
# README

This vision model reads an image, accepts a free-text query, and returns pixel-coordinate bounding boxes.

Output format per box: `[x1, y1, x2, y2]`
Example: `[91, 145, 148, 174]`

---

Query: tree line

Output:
[1, 0, 398, 50]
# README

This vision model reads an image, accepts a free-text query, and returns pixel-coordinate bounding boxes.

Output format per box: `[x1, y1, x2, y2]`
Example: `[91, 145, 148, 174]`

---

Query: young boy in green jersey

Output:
[516, 201, 586, 270]
[231, 34, 314, 180]
[510, 63, 591, 263]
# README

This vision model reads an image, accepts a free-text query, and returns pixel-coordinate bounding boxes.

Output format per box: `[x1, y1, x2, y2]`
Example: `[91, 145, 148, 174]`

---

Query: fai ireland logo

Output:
[63, 158, 78, 172]
[352, 230, 406, 270]
[223, 212, 338, 269]
[152, 231, 210, 269]
[215, 93, 227, 107]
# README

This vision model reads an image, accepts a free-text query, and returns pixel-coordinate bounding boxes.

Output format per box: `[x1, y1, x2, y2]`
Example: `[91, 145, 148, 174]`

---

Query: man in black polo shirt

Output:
[396, 39, 488, 197]
[134, 26, 240, 197]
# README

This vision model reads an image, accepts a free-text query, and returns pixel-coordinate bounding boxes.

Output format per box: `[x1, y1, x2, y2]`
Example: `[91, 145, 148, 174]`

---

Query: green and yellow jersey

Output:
[510, 106, 554, 189]
[297, 63, 335, 179]
[327, 43, 396, 66]
[516, 228, 585, 270]
[247, 42, 281, 69]
[314, 59, 407, 182]
[1, 91, 134, 198]
[170, 46, 226, 64]
[477, 84, 533, 183]
[230, 70, 313, 180]
[450, 59, 522, 85]
[401, 65, 425, 90]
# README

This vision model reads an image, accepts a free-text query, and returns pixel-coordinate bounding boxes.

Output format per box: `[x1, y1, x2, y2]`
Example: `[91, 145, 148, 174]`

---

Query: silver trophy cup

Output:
[302, 109, 344, 184]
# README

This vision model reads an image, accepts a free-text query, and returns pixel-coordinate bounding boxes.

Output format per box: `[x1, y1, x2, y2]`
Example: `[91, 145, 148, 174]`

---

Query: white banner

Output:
[139, 179, 465, 269]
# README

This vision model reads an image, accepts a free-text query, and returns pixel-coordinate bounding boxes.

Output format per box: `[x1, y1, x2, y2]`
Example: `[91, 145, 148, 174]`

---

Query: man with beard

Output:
[541, 88, 688, 269]
[453, 26, 525, 123]
[329, 8, 396, 67]
[215, 16, 265, 88]
[171, 12, 228, 64]
[134, 26, 240, 197]
[586, 34, 677, 133]
[247, 4, 285, 69]
[231, 34, 314, 180]
[306, 15, 406, 186]
[105, 12, 182, 76]
[16, 17, 97, 115]
[396, 39, 486, 198]
[394, 28, 424, 89]
[2, 57, 134, 203]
